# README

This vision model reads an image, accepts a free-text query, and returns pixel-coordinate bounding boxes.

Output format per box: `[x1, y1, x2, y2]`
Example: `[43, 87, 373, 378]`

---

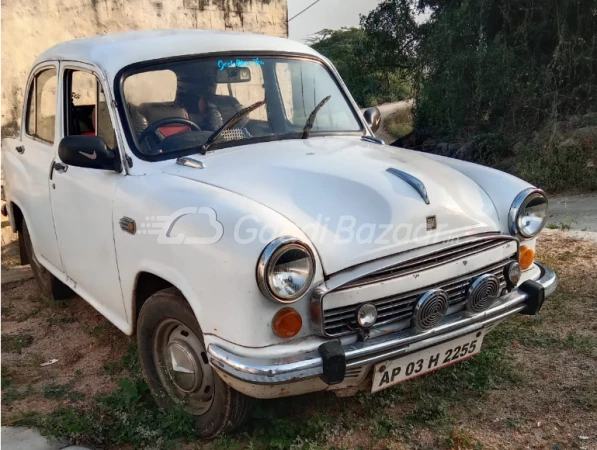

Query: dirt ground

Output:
[1, 232, 596, 449]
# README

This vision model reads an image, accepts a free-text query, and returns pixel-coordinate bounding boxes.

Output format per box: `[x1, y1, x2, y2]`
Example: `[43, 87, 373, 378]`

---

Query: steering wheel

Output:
[138, 117, 201, 142]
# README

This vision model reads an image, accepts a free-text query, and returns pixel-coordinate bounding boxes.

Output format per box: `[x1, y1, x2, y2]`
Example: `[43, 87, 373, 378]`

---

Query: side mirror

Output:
[58, 136, 119, 171]
[363, 107, 382, 133]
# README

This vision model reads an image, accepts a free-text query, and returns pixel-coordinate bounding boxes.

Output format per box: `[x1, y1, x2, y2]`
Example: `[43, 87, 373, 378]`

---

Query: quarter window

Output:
[25, 68, 57, 143]
[25, 80, 36, 136]
[274, 61, 358, 131]
[65, 69, 116, 149]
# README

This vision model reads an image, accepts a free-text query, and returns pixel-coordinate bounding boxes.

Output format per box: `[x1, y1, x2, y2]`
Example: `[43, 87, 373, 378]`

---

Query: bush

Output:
[310, 28, 412, 107]
[383, 107, 413, 139]
[411, 0, 597, 141]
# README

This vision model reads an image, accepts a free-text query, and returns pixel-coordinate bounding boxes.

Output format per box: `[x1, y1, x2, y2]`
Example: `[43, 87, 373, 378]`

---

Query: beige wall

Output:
[0, 0, 288, 136]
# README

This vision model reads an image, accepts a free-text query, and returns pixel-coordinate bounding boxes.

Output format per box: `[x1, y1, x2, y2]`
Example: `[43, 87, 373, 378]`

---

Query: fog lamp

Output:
[519, 245, 535, 270]
[272, 307, 302, 338]
[504, 261, 522, 286]
[356, 303, 378, 328]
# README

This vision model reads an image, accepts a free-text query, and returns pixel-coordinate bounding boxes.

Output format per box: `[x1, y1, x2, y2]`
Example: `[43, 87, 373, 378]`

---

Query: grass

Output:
[505, 119, 597, 193]
[383, 107, 413, 139]
[3, 235, 595, 448]
[43, 382, 85, 402]
[9, 302, 577, 449]
[89, 324, 109, 336]
[1, 332, 34, 354]
[442, 427, 483, 450]
[2, 385, 35, 406]
[30, 376, 200, 449]
[546, 219, 576, 231]
[5, 326, 592, 448]
[29, 293, 68, 310]
[516, 330, 597, 357]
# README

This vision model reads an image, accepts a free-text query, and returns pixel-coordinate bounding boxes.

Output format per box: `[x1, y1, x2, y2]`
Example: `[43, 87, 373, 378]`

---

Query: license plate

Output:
[372, 330, 485, 393]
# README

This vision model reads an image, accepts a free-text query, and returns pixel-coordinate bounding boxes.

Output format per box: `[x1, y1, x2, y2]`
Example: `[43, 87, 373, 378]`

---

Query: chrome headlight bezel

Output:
[508, 188, 549, 239]
[257, 236, 316, 304]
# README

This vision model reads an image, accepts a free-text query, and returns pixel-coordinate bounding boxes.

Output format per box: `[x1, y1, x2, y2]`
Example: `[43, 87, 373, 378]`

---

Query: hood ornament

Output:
[386, 167, 430, 205]
[176, 157, 205, 169]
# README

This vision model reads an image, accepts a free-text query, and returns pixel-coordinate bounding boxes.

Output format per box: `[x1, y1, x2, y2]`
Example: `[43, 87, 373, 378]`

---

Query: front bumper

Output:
[208, 263, 557, 386]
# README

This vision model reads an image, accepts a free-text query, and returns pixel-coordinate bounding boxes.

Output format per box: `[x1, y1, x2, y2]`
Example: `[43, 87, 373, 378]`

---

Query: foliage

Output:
[360, 0, 419, 74]
[310, 28, 411, 107]
[383, 107, 414, 139]
[363, 0, 596, 139]
[358, 0, 597, 190]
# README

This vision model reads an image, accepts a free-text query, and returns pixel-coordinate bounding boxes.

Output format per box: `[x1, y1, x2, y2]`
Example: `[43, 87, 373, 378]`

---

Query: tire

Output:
[137, 287, 253, 438]
[22, 220, 73, 299]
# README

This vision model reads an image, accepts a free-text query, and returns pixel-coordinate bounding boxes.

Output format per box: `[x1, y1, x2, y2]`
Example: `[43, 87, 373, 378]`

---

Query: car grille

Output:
[343, 235, 512, 290]
[322, 258, 512, 337]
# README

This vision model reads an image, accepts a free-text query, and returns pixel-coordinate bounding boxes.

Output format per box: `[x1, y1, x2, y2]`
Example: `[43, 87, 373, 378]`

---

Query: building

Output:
[1, 0, 288, 136]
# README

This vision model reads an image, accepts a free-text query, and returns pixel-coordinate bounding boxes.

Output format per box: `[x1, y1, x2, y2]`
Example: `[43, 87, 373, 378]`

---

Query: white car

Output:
[1, 29, 557, 437]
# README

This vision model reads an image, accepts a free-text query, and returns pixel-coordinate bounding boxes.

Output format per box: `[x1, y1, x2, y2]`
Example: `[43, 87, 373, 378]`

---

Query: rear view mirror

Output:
[363, 107, 382, 133]
[58, 136, 119, 171]
[216, 67, 252, 84]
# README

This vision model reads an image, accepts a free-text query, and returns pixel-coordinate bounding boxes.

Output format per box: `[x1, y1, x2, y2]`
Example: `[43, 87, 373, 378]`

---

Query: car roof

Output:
[34, 29, 322, 79]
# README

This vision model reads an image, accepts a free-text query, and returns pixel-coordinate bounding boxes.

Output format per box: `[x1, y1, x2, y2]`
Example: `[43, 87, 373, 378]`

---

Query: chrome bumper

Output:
[208, 263, 557, 385]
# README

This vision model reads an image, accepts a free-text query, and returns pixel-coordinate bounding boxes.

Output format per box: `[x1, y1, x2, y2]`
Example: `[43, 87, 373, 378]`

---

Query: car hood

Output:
[164, 138, 500, 274]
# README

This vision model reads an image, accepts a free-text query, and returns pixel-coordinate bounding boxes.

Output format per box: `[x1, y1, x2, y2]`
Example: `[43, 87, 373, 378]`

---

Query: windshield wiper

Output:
[200, 100, 266, 154]
[301, 95, 331, 139]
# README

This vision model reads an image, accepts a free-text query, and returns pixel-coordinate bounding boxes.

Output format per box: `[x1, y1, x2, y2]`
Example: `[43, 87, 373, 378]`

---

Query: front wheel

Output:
[137, 287, 253, 438]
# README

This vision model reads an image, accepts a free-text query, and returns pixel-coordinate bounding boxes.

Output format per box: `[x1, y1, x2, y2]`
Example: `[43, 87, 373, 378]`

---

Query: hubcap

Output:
[165, 340, 203, 393]
[153, 320, 215, 415]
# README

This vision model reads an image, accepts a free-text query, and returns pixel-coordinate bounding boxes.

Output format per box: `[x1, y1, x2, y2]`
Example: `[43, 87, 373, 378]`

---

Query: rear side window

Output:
[25, 68, 57, 143]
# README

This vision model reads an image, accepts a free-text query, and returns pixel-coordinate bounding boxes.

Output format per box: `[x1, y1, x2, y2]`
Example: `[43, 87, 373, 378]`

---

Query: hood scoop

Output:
[386, 167, 430, 205]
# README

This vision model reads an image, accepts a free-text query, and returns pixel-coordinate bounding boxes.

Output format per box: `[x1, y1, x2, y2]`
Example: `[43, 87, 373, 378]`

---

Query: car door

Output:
[16, 63, 65, 272]
[49, 62, 128, 327]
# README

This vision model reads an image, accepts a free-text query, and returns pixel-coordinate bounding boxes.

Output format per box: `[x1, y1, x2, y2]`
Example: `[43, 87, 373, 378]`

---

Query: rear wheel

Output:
[137, 287, 253, 438]
[22, 220, 72, 299]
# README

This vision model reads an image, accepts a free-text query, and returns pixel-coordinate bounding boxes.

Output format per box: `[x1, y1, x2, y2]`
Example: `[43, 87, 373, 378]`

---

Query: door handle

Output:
[16, 145, 25, 154]
[53, 162, 68, 173]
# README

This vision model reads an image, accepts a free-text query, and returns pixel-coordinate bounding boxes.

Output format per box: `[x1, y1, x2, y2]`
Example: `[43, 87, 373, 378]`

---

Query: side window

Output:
[66, 69, 116, 149]
[25, 68, 57, 143]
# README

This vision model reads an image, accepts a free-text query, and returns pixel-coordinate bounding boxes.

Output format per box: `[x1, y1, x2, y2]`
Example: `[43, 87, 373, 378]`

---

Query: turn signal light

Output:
[519, 245, 535, 270]
[272, 308, 302, 338]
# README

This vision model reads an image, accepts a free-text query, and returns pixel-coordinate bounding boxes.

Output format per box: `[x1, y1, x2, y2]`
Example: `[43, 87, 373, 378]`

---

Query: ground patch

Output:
[1, 233, 595, 449]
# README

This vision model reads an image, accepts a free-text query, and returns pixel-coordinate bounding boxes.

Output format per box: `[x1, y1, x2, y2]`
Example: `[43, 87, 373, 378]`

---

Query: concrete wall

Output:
[0, 0, 288, 136]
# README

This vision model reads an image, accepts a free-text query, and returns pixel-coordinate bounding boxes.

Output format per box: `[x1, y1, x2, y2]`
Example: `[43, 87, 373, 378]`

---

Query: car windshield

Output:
[120, 55, 363, 158]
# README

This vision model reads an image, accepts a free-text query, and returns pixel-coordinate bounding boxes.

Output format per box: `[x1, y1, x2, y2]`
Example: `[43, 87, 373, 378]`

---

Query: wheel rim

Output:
[152, 319, 215, 415]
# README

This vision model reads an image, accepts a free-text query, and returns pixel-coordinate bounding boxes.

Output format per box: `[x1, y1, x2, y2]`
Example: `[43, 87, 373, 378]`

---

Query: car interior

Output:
[68, 59, 362, 157]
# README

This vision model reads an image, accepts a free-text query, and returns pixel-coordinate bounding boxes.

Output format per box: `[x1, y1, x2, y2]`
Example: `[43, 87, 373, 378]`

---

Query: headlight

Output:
[508, 188, 548, 238]
[257, 237, 315, 303]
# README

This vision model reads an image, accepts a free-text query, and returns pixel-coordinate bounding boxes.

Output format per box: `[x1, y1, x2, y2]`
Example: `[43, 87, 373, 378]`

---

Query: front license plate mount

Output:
[372, 330, 485, 393]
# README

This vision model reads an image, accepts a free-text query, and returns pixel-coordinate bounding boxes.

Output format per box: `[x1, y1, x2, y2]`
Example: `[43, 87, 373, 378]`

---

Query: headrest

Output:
[209, 95, 249, 128]
[139, 102, 188, 124]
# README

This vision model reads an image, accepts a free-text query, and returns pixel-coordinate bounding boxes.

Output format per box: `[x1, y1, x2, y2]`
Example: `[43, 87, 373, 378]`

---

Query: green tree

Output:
[310, 27, 411, 107]
[361, 0, 597, 138]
